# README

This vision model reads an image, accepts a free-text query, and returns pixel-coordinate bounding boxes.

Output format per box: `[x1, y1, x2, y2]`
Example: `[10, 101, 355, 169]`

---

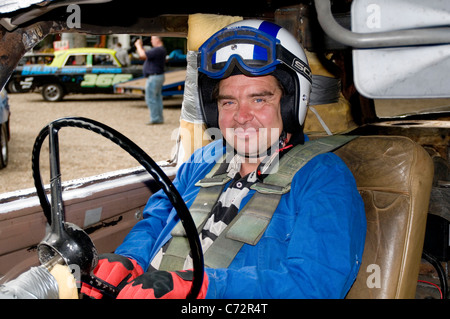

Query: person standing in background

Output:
[115, 42, 130, 67]
[135, 36, 166, 124]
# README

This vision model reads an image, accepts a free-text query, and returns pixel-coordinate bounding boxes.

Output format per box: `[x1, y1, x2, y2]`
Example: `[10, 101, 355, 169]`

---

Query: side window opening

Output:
[64, 54, 87, 66]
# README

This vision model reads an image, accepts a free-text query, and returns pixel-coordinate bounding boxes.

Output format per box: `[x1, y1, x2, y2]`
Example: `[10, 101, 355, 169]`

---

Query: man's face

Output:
[150, 36, 159, 47]
[217, 74, 283, 158]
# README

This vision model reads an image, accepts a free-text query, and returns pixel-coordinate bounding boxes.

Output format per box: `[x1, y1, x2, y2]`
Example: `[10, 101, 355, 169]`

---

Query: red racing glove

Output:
[116, 269, 208, 299]
[81, 253, 144, 299]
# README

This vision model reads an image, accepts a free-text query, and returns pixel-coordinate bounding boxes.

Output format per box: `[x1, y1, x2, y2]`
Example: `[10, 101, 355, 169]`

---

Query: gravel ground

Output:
[0, 92, 182, 194]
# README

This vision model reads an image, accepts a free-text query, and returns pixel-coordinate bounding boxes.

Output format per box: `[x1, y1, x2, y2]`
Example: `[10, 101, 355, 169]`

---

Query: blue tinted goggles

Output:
[198, 26, 312, 83]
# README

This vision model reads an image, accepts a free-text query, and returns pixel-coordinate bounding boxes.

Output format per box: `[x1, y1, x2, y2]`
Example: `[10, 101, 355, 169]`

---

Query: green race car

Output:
[10, 47, 143, 101]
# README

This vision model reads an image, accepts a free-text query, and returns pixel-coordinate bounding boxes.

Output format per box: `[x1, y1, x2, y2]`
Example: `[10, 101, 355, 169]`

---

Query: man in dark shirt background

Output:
[135, 36, 167, 124]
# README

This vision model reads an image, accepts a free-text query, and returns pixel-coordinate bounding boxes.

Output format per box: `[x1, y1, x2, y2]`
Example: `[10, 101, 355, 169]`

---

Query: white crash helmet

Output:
[197, 19, 312, 136]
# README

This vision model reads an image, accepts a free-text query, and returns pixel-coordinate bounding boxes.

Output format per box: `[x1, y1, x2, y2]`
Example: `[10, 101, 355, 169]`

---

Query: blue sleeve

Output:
[205, 153, 366, 299]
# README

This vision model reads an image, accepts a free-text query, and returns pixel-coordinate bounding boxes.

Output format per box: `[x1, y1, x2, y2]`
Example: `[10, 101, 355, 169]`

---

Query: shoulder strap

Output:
[203, 191, 282, 268]
[252, 135, 358, 194]
[158, 159, 228, 271]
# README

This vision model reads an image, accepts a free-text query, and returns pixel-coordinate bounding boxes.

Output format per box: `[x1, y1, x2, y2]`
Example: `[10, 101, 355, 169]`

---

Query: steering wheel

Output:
[31, 116, 204, 299]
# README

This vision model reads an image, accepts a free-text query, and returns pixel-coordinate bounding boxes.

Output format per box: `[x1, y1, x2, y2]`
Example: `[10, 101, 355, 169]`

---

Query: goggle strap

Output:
[276, 45, 312, 83]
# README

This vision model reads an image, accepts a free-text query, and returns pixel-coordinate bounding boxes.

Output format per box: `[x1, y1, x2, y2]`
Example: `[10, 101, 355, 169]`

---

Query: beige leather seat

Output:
[333, 136, 434, 299]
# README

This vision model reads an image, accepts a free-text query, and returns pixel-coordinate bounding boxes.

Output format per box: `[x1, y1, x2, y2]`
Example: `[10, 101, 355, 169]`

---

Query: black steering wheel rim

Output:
[31, 116, 204, 299]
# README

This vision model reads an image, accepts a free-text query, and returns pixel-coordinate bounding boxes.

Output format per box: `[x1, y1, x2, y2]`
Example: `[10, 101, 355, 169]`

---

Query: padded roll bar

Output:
[314, 0, 450, 48]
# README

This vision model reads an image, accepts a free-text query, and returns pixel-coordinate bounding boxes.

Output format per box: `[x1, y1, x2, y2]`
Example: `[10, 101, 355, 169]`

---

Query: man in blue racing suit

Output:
[81, 20, 366, 299]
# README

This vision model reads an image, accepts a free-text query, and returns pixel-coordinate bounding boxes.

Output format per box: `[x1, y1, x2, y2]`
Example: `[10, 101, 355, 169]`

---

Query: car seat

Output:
[334, 135, 434, 298]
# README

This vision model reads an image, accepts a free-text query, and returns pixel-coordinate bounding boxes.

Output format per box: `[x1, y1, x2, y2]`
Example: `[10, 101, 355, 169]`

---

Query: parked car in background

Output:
[6, 52, 55, 93]
[8, 47, 142, 101]
[0, 89, 10, 169]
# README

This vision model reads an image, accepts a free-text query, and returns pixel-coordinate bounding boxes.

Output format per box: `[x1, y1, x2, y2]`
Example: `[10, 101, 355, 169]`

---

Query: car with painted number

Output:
[9, 47, 142, 101]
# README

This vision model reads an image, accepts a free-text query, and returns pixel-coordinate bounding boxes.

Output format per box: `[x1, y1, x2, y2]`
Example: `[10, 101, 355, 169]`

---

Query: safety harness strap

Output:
[159, 159, 230, 271]
[204, 191, 282, 268]
[252, 134, 358, 194]
[159, 183, 226, 271]
[159, 135, 357, 270]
